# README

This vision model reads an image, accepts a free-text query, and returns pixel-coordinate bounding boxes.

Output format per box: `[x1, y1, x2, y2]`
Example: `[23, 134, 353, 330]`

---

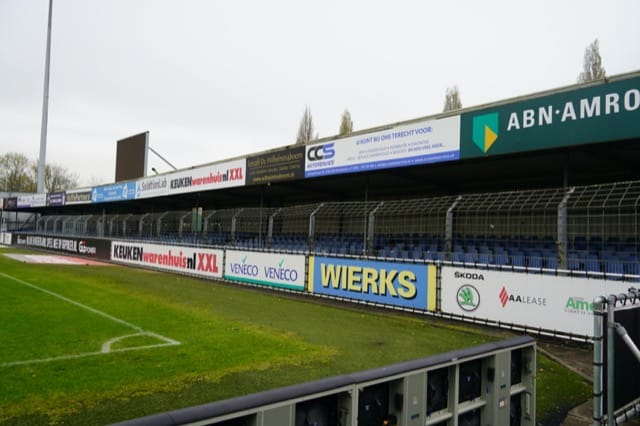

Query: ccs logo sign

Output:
[307, 143, 335, 161]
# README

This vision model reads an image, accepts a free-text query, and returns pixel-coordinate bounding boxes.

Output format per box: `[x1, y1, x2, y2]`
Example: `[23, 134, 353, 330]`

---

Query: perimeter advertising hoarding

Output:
[246, 147, 305, 185]
[167, 158, 246, 195]
[224, 250, 306, 291]
[440, 266, 630, 337]
[308, 256, 437, 311]
[65, 189, 92, 205]
[17, 193, 47, 208]
[460, 76, 640, 159]
[304, 116, 460, 178]
[14, 233, 111, 259]
[111, 241, 223, 279]
[91, 182, 136, 203]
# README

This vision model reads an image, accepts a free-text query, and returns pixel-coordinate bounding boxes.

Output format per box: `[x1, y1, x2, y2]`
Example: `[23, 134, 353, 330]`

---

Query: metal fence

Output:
[17, 179, 640, 276]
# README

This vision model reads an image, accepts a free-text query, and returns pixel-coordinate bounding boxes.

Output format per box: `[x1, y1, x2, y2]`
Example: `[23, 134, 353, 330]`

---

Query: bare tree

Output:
[443, 86, 462, 112]
[0, 152, 34, 192]
[338, 109, 353, 136]
[578, 38, 606, 83]
[295, 106, 318, 144]
[30, 163, 79, 192]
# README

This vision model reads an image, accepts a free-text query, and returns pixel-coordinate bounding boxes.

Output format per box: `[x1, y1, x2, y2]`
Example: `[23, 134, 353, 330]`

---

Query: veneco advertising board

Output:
[308, 256, 437, 311]
[111, 241, 223, 279]
[304, 116, 460, 178]
[224, 250, 306, 291]
[167, 158, 246, 195]
[440, 266, 630, 337]
[14, 233, 111, 259]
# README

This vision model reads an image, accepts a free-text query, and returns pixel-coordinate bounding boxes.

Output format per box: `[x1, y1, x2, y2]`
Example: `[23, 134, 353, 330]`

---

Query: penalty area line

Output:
[0, 338, 181, 368]
[0, 271, 182, 368]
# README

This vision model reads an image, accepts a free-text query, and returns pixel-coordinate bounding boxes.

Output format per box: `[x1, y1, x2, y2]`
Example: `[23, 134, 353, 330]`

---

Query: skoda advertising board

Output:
[309, 256, 436, 311]
[441, 266, 630, 337]
[224, 250, 306, 291]
[305, 116, 460, 178]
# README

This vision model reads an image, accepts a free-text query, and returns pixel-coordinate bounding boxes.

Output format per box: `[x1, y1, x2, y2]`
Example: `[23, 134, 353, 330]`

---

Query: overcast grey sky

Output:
[1, 0, 639, 187]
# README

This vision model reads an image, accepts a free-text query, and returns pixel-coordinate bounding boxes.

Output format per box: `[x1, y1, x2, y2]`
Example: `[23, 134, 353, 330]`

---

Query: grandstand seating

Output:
[14, 179, 640, 281]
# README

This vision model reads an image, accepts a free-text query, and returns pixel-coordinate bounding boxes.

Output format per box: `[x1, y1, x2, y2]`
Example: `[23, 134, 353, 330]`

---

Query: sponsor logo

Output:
[456, 285, 480, 311]
[472, 112, 499, 153]
[319, 263, 417, 299]
[113, 244, 144, 261]
[263, 257, 299, 282]
[498, 286, 547, 308]
[306, 143, 336, 169]
[170, 168, 244, 190]
[564, 297, 594, 315]
[78, 241, 97, 255]
[229, 255, 259, 277]
[454, 271, 485, 280]
[505, 88, 640, 132]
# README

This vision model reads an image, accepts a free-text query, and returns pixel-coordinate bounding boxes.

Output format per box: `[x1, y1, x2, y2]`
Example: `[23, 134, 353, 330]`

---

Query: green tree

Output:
[295, 106, 318, 145]
[578, 38, 606, 83]
[443, 86, 462, 112]
[0, 152, 34, 192]
[338, 109, 353, 136]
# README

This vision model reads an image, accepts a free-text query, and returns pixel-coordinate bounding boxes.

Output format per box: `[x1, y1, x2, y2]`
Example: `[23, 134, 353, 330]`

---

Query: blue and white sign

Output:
[224, 250, 306, 291]
[305, 115, 460, 178]
[91, 182, 136, 203]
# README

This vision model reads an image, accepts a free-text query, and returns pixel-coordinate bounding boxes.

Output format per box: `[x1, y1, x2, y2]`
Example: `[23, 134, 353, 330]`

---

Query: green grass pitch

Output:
[0, 247, 590, 424]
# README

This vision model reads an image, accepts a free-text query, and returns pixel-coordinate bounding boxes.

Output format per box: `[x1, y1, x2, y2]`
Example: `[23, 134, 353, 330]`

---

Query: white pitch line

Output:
[0, 340, 181, 367]
[0, 271, 181, 367]
[0, 271, 143, 332]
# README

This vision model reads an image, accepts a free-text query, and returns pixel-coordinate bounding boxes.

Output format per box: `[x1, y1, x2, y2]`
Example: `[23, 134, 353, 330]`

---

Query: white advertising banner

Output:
[304, 115, 460, 178]
[17, 193, 47, 208]
[167, 158, 246, 195]
[440, 266, 630, 337]
[135, 175, 170, 199]
[224, 250, 306, 291]
[111, 241, 223, 279]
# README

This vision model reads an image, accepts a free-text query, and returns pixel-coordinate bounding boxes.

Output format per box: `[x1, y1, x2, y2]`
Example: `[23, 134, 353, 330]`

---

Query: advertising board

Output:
[91, 182, 136, 203]
[246, 147, 305, 185]
[440, 266, 630, 337]
[14, 233, 111, 259]
[111, 241, 223, 279]
[460, 76, 640, 159]
[304, 116, 460, 178]
[167, 158, 246, 195]
[17, 193, 47, 208]
[224, 250, 306, 291]
[135, 175, 169, 199]
[308, 256, 436, 311]
[65, 189, 92, 205]
[47, 191, 66, 206]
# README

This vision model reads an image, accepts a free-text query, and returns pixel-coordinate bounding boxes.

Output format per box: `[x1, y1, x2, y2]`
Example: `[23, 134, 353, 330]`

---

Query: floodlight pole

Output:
[37, 0, 53, 193]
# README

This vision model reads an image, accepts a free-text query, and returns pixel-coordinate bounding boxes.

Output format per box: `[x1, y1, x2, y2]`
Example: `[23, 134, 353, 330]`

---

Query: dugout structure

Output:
[594, 289, 640, 425]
